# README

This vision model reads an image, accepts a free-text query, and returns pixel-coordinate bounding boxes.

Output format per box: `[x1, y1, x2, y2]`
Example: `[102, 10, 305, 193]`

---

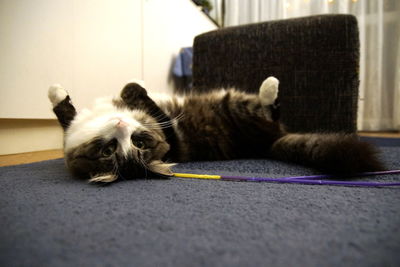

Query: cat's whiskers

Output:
[143, 119, 173, 126]
[151, 110, 167, 120]
[112, 154, 126, 181]
[136, 149, 150, 180]
[144, 124, 171, 130]
[143, 163, 149, 180]
[113, 160, 125, 181]
[146, 107, 167, 121]
[142, 112, 185, 130]
[170, 112, 185, 126]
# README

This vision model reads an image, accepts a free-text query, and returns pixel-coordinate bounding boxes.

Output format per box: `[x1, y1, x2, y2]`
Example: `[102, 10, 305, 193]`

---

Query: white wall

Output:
[143, 0, 217, 94]
[0, 0, 143, 118]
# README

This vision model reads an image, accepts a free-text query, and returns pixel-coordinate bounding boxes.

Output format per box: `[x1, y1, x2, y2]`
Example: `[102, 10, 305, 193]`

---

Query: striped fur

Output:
[48, 77, 384, 182]
[271, 133, 383, 174]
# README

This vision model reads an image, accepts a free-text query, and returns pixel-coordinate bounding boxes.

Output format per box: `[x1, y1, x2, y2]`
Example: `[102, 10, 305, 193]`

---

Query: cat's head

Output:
[48, 82, 174, 183]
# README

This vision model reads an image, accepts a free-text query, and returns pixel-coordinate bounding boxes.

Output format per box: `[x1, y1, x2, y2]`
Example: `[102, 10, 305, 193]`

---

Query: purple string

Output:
[220, 170, 400, 187]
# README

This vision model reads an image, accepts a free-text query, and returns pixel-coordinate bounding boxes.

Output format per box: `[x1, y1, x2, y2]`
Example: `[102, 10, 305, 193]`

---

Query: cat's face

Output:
[48, 83, 174, 183]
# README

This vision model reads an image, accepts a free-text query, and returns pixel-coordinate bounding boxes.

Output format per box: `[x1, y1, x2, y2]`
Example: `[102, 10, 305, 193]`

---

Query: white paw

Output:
[89, 174, 118, 183]
[259, 76, 279, 106]
[127, 78, 146, 88]
[48, 84, 68, 107]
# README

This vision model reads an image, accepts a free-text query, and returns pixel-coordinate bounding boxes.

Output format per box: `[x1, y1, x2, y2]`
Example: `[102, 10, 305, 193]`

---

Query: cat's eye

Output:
[131, 132, 151, 149]
[133, 140, 146, 149]
[102, 142, 117, 157]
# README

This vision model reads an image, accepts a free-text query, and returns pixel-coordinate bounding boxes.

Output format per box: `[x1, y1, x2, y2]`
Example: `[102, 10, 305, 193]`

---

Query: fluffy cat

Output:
[48, 77, 384, 183]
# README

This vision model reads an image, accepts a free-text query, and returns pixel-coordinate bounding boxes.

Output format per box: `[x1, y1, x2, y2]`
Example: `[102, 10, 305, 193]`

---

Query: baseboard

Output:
[0, 119, 63, 155]
[0, 149, 63, 167]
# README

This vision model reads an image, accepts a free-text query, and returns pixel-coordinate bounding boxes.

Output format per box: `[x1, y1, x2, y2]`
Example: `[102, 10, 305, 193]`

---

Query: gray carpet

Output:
[1, 146, 399, 267]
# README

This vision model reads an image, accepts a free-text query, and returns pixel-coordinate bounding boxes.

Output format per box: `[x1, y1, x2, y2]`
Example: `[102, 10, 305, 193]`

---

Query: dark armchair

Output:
[192, 14, 360, 133]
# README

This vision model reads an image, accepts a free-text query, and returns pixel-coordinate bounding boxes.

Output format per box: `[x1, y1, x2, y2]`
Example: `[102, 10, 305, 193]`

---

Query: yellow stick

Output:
[173, 173, 221, 180]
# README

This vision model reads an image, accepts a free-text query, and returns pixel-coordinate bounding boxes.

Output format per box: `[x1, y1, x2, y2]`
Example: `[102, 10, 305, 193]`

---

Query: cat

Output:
[48, 77, 384, 183]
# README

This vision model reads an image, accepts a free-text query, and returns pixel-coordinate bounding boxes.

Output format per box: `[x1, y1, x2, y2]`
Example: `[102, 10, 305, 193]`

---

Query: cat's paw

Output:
[121, 81, 148, 102]
[259, 76, 279, 106]
[89, 173, 118, 183]
[127, 78, 146, 88]
[48, 84, 68, 107]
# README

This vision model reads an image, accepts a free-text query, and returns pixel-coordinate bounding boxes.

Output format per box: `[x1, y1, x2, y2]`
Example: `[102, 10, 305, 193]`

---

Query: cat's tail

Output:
[270, 133, 384, 174]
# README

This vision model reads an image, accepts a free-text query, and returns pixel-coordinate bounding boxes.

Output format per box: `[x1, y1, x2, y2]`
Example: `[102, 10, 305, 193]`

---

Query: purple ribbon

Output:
[220, 170, 400, 187]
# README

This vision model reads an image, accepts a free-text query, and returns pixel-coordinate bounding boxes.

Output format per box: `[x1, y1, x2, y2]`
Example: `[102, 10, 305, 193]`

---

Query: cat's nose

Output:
[116, 119, 129, 128]
[114, 120, 131, 141]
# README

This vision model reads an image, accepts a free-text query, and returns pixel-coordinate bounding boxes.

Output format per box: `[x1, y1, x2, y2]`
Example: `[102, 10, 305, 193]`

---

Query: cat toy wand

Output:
[173, 169, 400, 187]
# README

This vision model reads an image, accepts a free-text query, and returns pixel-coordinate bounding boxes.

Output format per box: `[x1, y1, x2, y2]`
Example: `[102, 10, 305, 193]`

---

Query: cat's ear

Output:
[88, 173, 118, 183]
[48, 84, 77, 131]
[148, 160, 175, 177]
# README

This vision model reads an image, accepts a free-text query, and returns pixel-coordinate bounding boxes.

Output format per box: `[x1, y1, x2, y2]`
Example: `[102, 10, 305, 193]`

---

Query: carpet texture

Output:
[1, 147, 399, 267]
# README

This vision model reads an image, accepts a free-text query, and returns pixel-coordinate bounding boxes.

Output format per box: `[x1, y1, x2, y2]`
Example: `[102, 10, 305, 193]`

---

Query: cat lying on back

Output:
[48, 77, 383, 183]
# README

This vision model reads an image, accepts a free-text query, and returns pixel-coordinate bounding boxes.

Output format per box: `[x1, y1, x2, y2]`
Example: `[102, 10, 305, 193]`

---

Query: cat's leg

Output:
[48, 84, 76, 130]
[48, 84, 68, 107]
[259, 76, 280, 121]
[259, 76, 279, 106]
[120, 82, 179, 159]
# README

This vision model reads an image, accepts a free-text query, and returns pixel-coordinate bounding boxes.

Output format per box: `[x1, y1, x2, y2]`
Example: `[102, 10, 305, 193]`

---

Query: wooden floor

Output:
[358, 131, 400, 138]
[0, 132, 399, 167]
[0, 149, 63, 167]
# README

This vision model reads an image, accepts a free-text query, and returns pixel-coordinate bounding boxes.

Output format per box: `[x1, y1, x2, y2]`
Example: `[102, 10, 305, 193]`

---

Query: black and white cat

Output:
[48, 77, 383, 183]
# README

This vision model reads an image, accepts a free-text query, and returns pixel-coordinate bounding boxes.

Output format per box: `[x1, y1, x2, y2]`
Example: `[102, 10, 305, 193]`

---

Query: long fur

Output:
[48, 78, 385, 182]
[271, 133, 384, 174]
